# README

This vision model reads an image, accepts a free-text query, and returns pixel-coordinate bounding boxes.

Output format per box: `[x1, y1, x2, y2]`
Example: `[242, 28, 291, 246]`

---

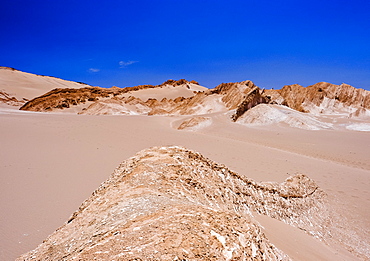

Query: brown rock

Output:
[278, 82, 370, 115]
[232, 87, 270, 121]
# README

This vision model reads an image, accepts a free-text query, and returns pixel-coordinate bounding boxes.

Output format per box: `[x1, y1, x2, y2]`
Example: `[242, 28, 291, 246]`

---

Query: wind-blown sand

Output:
[1, 103, 369, 260]
[0, 67, 87, 101]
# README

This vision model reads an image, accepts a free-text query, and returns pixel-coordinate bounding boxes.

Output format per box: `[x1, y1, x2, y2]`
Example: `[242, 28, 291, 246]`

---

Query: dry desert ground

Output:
[1, 68, 370, 260]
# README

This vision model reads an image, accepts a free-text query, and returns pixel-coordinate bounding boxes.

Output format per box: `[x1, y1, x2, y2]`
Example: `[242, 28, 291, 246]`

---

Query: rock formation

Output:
[231, 87, 269, 121]
[18, 145, 357, 260]
[210, 80, 257, 110]
[20, 87, 114, 111]
[18, 73, 370, 121]
[20, 79, 204, 113]
[6, 66, 369, 129]
[80, 80, 267, 117]
[270, 82, 370, 116]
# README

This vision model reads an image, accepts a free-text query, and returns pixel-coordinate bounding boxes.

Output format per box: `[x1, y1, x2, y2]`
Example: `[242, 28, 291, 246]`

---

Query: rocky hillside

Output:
[18, 146, 368, 260]
[3, 66, 368, 121]
[18, 74, 370, 120]
[19, 79, 205, 113]
[20, 79, 269, 117]
[270, 82, 370, 117]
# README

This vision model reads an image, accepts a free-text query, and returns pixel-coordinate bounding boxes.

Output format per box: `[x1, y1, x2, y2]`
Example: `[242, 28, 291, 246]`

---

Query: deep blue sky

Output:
[1, 0, 369, 90]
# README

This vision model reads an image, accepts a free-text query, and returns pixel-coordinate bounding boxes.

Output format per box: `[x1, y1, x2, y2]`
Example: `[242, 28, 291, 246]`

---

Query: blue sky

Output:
[1, 0, 369, 90]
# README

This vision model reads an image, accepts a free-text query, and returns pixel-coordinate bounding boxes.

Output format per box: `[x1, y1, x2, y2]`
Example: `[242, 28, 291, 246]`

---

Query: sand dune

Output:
[1, 70, 370, 260]
[0, 67, 88, 102]
[236, 104, 333, 130]
[121, 81, 207, 101]
[1, 105, 369, 260]
[176, 116, 213, 131]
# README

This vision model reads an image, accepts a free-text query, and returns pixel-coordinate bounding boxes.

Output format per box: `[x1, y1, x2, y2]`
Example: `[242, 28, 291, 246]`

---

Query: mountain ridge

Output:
[2, 67, 370, 125]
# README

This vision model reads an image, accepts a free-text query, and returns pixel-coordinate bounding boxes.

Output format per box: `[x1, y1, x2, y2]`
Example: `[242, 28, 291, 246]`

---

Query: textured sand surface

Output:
[1, 104, 369, 260]
[0, 67, 87, 101]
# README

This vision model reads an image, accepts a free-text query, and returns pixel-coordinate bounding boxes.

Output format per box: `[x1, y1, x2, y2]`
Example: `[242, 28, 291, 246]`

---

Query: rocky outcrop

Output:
[263, 89, 286, 105]
[18, 146, 340, 260]
[276, 82, 370, 116]
[19, 79, 202, 112]
[161, 79, 200, 86]
[160, 81, 268, 116]
[20, 87, 116, 111]
[231, 87, 269, 121]
[211, 80, 258, 110]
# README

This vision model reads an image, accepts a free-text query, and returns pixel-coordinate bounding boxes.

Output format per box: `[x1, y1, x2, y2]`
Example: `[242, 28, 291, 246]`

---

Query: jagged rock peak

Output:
[278, 82, 370, 114]
[212, 80, 256, 94]
[206, 80, 259, 111]
[19, 145, 335, 260]
[160, 79, 200, 86]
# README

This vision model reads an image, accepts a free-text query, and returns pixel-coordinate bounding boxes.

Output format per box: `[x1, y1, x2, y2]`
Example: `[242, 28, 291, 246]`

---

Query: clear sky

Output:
[1, 0, 369, 90]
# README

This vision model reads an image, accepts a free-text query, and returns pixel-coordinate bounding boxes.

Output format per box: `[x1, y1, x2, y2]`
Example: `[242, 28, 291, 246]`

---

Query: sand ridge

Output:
[0, 67, 88, 101]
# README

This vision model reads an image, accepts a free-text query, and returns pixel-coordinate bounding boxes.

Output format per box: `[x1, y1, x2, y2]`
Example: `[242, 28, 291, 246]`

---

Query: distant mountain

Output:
[2, 67, 369, 129]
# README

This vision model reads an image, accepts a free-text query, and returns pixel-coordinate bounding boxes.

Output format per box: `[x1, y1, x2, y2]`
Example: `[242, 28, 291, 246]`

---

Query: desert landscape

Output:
[0, 66, 369, 260]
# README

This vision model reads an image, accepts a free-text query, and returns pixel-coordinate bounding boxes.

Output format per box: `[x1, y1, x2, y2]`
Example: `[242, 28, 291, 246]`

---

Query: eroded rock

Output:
[18, 146, 344, 260]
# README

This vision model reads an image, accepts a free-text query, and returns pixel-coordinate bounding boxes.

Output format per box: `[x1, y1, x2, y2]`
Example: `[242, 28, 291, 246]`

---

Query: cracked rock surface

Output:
[17, 146, 357, 260]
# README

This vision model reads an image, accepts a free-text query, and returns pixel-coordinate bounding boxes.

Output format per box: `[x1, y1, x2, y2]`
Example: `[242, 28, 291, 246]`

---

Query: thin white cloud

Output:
[88, 68, 100, 73]
[119, 60, 138, 68]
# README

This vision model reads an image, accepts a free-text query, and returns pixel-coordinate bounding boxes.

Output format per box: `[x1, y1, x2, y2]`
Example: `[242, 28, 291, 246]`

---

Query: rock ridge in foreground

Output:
[17, 146, 362, 260]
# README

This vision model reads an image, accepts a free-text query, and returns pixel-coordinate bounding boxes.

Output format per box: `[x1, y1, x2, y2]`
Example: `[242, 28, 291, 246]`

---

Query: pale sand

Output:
[0, 68, 86, 101]
[1, 105, 369, 260]
[121, 83, 208, 101]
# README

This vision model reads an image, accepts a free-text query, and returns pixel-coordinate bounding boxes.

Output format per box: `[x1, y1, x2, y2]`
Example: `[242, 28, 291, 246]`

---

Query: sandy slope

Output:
[0, 105, 369, 260]
[236, 104, 333, 130]
[121, 82, 208, 101]
[0, 67, 88, 101]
